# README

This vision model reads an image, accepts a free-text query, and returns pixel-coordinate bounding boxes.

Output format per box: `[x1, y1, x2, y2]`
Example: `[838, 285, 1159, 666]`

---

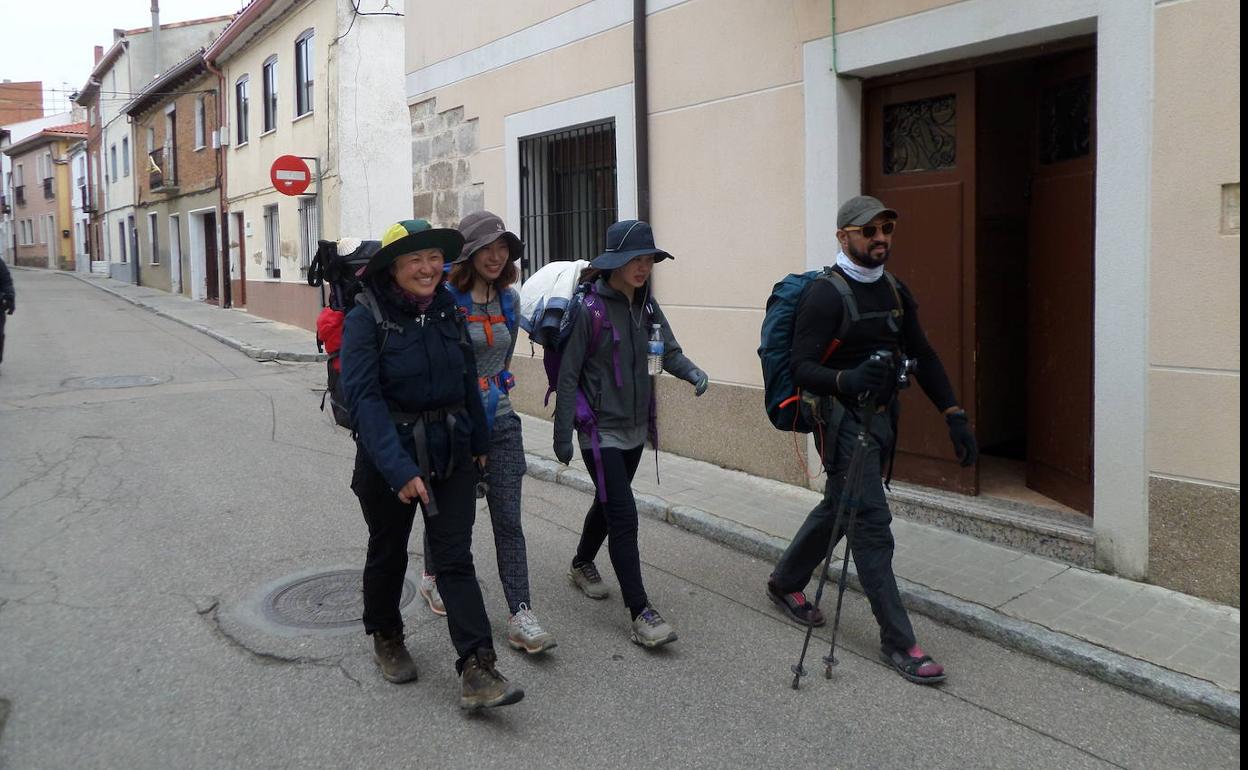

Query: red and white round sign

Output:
[270, 155, 312, 196]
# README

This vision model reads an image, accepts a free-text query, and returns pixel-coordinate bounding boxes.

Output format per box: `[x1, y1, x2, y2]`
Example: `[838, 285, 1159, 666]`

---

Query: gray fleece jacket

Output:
[553, 279, 700, 451]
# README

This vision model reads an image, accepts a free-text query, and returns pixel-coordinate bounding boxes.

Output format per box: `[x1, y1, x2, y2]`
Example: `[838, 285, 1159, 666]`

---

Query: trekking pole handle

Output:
[857, 350, 894, 408]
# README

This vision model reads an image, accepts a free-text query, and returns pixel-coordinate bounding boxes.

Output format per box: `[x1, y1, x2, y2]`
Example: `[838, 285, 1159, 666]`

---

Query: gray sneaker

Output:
[419, 573, 446, 617]
[568, 561, 609, 600]
[630, 607, 678, 648]
[507, 604, 558, 654]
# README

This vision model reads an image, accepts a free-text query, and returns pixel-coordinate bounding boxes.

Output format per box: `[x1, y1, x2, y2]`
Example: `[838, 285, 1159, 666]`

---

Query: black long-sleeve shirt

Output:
[790, 269, 958, 412]
[0, 260, 13, 302]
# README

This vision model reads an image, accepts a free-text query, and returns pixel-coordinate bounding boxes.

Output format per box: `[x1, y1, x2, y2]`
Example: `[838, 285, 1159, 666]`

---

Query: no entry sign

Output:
[270, 154, 312, 196]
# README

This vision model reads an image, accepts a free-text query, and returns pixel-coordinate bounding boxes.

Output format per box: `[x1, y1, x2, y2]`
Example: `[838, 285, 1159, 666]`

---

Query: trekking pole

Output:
[822, 390, 881, 678]
[788, 351, 888, 690]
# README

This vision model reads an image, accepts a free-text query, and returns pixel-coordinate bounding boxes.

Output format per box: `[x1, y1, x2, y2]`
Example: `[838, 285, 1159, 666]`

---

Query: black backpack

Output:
[308, 239, 382, 428]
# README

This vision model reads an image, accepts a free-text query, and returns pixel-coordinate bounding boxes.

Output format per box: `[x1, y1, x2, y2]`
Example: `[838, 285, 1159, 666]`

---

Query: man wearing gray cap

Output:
[766, 195, 977, 685]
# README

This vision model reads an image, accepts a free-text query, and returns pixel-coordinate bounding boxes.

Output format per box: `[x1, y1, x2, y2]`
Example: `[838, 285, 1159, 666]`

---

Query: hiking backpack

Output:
[445, 283, 518, 433]
[519, 259, 657, 500]
[307, 238, 384, 428]
[759, 266, 903, 433]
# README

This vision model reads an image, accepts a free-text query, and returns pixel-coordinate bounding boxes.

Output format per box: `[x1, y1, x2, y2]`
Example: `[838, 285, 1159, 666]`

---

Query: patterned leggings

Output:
[425, 410, 531, 614]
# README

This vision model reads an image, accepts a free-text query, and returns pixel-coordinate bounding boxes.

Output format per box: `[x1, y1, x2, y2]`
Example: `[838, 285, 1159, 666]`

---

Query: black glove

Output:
[554, 439, 574, 465]
[836, 356, 890, 397]
[1, 296, 12, 315]
[945, 411, 978, 467]
[686, 368, 709, 397]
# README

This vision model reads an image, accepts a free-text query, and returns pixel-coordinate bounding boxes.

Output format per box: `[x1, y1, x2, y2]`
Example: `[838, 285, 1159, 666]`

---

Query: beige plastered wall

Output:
[406, 0, 846, 483]
[221, 0, 336, 328]
[1147, 0, 1240, 605]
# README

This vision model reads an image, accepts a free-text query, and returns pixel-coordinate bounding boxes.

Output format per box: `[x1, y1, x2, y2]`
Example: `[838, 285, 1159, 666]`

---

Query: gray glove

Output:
[687, 368, 709, 397]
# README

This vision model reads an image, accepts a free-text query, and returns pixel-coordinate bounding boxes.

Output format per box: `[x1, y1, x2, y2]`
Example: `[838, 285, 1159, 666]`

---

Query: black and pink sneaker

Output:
[767, 579, 826, 627]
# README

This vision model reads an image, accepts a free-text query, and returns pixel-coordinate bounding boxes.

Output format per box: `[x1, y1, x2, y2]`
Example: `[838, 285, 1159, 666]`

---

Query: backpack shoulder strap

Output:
[882, 270, 904, 319]
[355, 288, 404, 338]
[819, 266, 858, 342]
[501, 287, 518, 332]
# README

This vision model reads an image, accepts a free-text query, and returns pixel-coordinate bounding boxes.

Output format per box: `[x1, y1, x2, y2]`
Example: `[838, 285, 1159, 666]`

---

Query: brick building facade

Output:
[125, 52, 222, 297]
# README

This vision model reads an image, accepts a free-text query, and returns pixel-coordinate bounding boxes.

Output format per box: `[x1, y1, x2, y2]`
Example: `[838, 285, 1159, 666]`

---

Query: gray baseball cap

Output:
[836, 195, 898, 228]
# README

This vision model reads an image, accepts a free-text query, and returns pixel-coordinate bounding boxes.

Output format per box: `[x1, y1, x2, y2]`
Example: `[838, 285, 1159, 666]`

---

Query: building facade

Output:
[205, 0, 411, 330]
[67, 141, 91, 273]
[124, 53, 223, 299]
[75, 17, 232, 286]
[403, 0, 1241, 605]
[1, 113, 73, 266]
[2, 123, 87, 270]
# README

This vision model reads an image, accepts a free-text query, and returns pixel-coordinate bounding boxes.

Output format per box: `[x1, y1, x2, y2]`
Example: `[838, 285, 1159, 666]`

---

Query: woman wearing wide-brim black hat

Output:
[339, 218, 524, 710]
[551, 219, 710, 648]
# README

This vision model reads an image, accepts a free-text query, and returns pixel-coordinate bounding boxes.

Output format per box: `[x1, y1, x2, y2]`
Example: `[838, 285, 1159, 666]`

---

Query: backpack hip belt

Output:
[389, 407, 466, 516]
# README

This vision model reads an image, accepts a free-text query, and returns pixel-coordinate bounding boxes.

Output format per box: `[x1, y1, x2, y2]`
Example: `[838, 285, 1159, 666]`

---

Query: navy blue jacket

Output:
[340, 280, 489, 491]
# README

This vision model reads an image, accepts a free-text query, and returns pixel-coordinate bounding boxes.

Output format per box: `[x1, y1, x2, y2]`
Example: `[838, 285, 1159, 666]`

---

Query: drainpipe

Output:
[830, 0, 837, 74]
[632, 0, 650, 223]
[204, 54, 232, 308]
[151, 1, 161, 77]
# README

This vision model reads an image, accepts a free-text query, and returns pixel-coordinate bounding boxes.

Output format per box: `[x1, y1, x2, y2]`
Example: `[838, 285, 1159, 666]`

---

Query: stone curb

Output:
[525, 453, 1240, 728]
[61, 272, 327, 363]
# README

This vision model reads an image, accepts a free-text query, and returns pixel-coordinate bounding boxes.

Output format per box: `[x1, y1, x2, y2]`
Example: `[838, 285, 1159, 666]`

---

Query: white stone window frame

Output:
[802, 0, 1153, 577]
[504, 83, 638, 275]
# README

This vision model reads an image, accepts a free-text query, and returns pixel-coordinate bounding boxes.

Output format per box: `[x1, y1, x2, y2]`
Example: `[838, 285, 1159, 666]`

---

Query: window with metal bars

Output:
[518, 120, 617, 278]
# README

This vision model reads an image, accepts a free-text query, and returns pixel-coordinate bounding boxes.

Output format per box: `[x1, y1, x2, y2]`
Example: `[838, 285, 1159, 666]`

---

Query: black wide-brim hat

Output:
[590, 220, 673, 270]
[364, 219, 464, 277]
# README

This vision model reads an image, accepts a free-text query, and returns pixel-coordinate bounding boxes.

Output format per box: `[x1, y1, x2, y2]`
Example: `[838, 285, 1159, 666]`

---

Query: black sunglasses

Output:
[842, 221, 896, 238]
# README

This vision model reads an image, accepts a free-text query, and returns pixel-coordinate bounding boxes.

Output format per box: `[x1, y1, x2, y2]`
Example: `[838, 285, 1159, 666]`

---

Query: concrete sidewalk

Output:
[61, 271, 327, 363]
[63, 269, 1240, 727]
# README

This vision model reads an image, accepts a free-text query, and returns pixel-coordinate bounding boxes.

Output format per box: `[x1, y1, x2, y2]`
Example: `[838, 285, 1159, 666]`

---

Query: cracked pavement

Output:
[0, 271, 1240, 769]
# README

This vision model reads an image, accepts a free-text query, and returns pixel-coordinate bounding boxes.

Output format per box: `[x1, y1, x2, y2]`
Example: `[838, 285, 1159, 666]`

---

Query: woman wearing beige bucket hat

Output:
[418, 210, 558, 656]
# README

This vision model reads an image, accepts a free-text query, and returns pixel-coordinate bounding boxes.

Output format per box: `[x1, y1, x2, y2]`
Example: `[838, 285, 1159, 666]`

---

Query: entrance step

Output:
[887, 482, 1095, 568]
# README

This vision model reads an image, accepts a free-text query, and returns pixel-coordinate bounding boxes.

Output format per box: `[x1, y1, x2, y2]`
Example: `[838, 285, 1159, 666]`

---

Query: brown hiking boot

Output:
[372, 630, 419, 683]
[459, 648, 524, 711]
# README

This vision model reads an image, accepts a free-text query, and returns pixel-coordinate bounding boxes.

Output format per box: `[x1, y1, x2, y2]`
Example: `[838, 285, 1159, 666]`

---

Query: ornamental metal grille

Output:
[518, 120, 617, 279]
[883, 94, 957, 174]
[1039, 75, 1092, 164]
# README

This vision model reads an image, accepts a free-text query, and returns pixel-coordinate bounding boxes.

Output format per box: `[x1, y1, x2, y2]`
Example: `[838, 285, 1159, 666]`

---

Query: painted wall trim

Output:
[504, 84, 638, 258]
[405, 0, 688, 99]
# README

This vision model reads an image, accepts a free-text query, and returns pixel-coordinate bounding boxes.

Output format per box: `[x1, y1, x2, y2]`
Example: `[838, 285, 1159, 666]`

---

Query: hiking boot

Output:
[459, 648, 525, 710]
[419, 572, 446, 616]
[630, 607, 678, 648]
[568, 560, 609, 600]
[372, 630, 419, 683]
[767, 579, 826, 627]
[507, 604, 558, 654]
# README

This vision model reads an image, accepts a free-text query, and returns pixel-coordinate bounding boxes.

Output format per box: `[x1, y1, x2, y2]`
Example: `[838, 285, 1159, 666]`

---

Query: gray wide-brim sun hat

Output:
[454, 210, 523, 264]
[836, 195, 899, 228]
[590, 220, 673, 270]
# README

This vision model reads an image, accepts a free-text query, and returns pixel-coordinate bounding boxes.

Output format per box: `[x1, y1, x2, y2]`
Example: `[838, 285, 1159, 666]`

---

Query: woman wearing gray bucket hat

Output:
[553, 219, 709, 648]
[418, 211, 557, 656]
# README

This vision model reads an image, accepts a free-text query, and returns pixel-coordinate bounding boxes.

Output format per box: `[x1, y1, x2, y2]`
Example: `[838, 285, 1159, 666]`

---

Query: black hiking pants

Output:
[771, 408, 917, 653]
[575, 444, 649, 615]
[351, 448, 492, 673]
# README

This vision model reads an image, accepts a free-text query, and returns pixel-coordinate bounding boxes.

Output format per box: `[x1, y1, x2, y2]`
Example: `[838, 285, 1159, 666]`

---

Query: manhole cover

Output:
[62, 375, 169, 390]
[262, 569, 416, 629]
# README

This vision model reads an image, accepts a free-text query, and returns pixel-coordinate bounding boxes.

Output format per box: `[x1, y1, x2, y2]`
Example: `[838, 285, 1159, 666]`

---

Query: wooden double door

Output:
[863, 47, 1095, 514]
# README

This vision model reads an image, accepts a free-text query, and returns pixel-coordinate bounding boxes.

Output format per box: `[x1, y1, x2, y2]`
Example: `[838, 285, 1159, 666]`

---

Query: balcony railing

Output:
[43, 177, 54, 199]
[14, 185, 25, 207]
[149, 148, 176, 190]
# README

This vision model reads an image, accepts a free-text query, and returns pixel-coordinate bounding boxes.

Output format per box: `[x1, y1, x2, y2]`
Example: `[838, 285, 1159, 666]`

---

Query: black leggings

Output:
[575, 444, 648, 615]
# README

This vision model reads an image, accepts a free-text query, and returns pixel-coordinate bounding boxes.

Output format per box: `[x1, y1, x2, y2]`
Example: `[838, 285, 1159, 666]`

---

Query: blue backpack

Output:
[759, 266, 902, 433]
[445, 284, 518, 434]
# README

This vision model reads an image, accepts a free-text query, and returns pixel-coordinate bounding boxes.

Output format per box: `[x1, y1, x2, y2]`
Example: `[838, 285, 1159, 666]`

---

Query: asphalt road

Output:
[0, 270, 1240, 769]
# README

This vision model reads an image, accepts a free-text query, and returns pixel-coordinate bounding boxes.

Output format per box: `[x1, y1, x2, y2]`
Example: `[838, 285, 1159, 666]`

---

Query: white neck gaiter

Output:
[836, 250, 884, 283]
